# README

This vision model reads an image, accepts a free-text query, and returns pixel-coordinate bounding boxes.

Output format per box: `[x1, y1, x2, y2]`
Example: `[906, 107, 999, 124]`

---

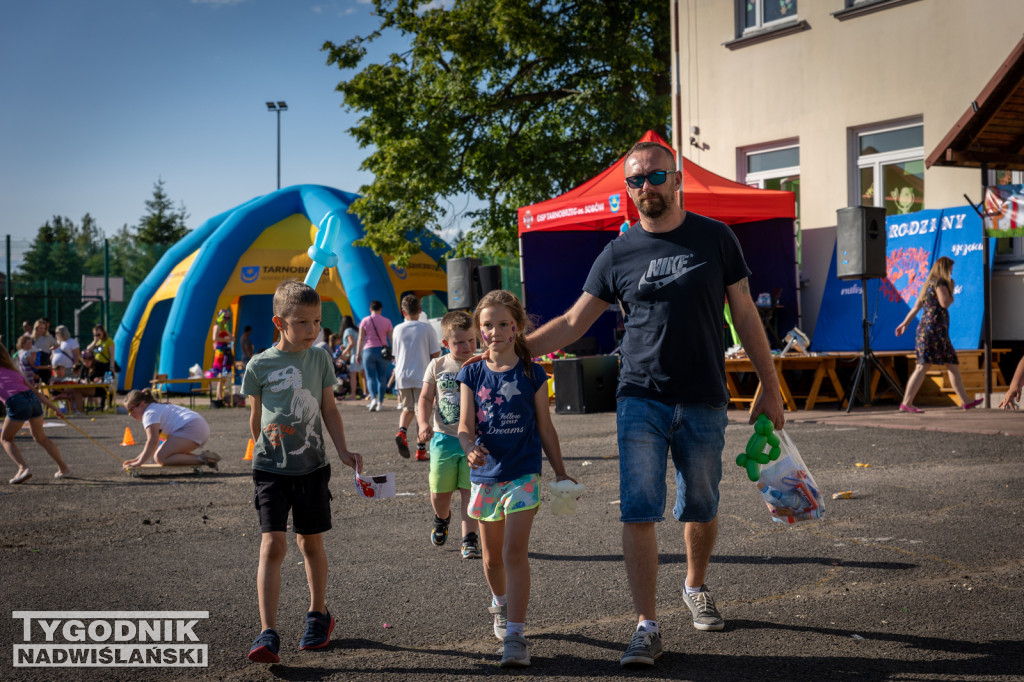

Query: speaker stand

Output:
[844, 279, 904, 412]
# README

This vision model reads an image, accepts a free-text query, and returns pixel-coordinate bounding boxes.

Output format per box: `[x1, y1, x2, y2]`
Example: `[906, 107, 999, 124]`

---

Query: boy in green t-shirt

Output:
[242, 281, 362, 664]
[416, 310, 480, 558]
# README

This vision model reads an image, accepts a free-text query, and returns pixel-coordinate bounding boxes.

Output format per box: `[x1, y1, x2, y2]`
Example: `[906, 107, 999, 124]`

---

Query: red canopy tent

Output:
[517, 130, 798, 354]
[517, 130, 795, 235]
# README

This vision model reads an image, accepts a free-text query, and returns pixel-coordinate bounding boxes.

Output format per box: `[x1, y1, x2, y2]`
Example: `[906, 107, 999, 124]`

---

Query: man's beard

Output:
[636, 193, 668, 219]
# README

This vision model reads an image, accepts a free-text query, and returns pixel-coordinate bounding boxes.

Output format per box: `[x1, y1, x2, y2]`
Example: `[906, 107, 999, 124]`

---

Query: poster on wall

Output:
[811, 206, 988, 352]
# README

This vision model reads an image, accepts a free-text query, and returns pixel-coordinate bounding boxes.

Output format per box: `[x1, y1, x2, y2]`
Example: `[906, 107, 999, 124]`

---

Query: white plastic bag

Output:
[755, 429, 825, 524]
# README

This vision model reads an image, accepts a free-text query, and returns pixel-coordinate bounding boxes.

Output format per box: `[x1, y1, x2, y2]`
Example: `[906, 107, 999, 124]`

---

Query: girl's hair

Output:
[340, 315, 356, 332]
[124, 389, 156, 411]
[0, 342, 17, 371]
[918, 256, 955, 304]
[93, 325, 109, 341]
[32, 318, 48, 338]
[18, 334, 33, 349]
[474, 289, 537, 378]
[54, 325, 71, 341]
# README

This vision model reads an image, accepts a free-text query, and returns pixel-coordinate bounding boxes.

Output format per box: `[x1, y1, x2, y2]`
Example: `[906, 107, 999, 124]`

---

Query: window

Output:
[742, 0, 798, 33]
[742, 142, 801, 264]
[853, 121, 924, 217]
[990, 169, 1024, 262]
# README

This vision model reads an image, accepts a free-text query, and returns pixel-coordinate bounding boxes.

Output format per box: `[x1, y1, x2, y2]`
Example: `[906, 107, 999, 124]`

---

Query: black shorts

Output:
[253, 465, 333, 535]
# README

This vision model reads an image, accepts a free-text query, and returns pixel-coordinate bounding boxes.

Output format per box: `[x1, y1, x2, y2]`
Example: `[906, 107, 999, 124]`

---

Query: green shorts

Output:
[468, 473, 541, 522]
[428, 432, 470, 494]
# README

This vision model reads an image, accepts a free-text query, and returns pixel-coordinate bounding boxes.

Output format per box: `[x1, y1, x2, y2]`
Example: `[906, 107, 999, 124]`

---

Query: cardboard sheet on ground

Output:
[355, 471, 395, 499]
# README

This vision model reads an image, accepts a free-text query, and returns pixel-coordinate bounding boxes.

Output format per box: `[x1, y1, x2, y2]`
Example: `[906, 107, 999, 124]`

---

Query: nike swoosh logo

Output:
[638, 262, 707, 291]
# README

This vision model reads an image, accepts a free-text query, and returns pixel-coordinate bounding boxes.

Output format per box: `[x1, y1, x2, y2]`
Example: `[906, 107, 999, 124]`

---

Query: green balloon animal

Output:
[735, 414, 781, 482]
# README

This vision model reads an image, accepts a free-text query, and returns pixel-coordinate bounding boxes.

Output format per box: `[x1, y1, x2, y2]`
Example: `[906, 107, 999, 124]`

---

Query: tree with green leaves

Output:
[18, 214, 104, 286]
[323, 0, 671, 264]
[136, 178, 190, 245]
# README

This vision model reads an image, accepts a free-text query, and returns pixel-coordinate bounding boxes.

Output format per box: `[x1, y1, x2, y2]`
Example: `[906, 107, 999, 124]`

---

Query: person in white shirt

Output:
[392, 295, 440, 460]
[53, 325, 80, 367]
[121, 389, 221, 470]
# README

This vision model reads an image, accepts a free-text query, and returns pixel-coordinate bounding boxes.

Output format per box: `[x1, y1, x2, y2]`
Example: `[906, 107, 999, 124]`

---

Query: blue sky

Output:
[1, 0, 415, 266]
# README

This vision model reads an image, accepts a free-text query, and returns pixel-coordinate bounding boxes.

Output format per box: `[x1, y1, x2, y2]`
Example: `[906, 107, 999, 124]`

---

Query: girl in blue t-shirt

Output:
[456, 290, 574, 668]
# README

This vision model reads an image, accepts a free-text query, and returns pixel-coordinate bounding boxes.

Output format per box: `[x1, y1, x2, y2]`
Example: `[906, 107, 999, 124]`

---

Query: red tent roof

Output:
[517, 130, 796, 236]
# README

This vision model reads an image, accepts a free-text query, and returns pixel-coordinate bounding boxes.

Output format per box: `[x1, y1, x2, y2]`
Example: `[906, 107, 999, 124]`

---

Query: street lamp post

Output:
[265, 101, 288, 189]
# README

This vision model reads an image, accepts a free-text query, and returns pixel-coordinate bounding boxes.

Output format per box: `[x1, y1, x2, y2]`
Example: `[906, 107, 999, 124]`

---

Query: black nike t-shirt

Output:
[583, 212, 750, 404]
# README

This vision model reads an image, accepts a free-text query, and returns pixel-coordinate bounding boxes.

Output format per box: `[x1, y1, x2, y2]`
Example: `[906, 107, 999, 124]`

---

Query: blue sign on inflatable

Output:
[811, 206, 988, 352]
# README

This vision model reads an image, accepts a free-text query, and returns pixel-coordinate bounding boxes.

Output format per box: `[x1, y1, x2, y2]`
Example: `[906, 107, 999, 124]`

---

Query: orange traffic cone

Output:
[121, 427, 135, 447]
[243, 438, 254, 461]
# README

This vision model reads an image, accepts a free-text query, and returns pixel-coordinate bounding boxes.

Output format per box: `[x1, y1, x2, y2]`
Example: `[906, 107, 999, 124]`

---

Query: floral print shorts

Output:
[468, 473, 541, 522]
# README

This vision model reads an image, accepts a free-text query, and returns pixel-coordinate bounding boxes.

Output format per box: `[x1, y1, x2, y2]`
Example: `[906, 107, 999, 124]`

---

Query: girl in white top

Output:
[121, 390, 220, 470]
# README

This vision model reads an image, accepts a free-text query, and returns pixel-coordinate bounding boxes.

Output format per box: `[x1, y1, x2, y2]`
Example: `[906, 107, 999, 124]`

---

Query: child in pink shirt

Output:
[0, 342, 71, 484]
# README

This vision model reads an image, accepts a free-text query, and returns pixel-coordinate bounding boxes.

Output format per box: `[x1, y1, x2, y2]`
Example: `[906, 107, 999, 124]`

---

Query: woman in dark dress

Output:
[894, 256, 982, 412]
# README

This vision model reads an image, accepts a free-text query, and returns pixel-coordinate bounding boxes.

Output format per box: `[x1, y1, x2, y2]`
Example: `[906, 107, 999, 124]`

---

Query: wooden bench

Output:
[726, 354, 846, 412]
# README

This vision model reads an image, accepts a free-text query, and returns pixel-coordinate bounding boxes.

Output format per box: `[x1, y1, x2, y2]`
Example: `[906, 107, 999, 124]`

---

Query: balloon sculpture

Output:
[735, 414, 780, 482]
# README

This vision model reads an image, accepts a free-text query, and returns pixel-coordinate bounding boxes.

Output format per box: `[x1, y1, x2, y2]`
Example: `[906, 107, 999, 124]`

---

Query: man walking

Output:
[527, 140, 785, 666]
[392, 295, 440, 460]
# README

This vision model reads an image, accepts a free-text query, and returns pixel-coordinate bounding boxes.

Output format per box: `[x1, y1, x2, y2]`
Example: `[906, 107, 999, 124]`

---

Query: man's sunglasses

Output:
[625, 170, 677, 189]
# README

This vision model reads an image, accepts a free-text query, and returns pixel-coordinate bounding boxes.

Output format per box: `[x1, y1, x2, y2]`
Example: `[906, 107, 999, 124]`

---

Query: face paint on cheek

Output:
[509, 323, 516, 345]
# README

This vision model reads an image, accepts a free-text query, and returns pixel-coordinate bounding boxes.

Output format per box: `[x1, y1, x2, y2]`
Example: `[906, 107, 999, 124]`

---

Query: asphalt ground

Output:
[1, 397, 1022, 681]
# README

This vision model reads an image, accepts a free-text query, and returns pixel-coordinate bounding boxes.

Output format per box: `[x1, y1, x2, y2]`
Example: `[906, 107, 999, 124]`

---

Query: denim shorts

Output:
[5, 390, 43, 422]
[617, 396, 728, 524]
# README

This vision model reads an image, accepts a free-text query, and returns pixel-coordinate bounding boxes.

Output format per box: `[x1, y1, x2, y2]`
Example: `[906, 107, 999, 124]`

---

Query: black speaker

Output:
[553, 355, 619, 415]
[477, 265, 502, 298]
[836, 206, 887, 280]
[447, 257, 481, 310]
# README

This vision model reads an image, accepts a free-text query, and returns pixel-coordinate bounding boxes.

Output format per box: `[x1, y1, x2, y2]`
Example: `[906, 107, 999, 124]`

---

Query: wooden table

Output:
[731, 349, 1012, 411]
[40, 382, 116, 414]
[150, 376, 230, 408]
[725, 354, 846, 412]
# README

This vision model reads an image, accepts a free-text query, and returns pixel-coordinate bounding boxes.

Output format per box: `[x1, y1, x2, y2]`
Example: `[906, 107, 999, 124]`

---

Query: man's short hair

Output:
[624, 141, 677, 170]
[273, 280, 320, 318]
[440, 310, 473, 339]
[369, 300, 383, 312]
[401, 294, 421, 316]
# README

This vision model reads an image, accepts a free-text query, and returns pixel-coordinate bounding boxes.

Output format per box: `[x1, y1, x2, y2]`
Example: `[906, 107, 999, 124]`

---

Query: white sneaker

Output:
[373, 402, 382, 412]
[367, 399, 377, 412]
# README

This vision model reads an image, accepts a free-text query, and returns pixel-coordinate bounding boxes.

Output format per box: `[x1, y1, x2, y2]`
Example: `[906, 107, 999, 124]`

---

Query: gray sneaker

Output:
[500, 633, 530, 667]
[682, 586, 725, 631]
[488, 603, 507, 640]
[197, 450, 221, 469]
[620, 626, 663, 666]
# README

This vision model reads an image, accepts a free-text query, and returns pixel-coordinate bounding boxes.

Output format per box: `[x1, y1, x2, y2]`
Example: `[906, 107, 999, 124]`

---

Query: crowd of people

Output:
[2, 139, 1022, 672]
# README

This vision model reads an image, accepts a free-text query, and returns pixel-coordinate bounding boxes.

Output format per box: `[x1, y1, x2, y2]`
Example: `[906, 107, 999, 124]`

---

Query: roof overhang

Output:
[927, 37, 1024, 171]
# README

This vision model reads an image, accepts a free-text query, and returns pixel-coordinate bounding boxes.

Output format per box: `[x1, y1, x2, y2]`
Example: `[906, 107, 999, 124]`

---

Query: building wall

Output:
[677, 0, 1024, 339]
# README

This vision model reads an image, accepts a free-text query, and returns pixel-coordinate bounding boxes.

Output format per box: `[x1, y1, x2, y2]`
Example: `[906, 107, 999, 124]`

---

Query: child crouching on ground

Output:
[242, 281, 362, 664]
[457, 290, 575, 668]
[417, 310, 481, 558]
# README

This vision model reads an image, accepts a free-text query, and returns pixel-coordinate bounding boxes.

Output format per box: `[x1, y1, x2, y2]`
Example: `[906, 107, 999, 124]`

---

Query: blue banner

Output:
[811, 206, 987, 352]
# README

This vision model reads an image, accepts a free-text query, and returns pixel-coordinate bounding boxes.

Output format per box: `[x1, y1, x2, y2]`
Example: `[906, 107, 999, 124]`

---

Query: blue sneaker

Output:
[247, 628, 280, 663]
[299, 610, 335, 650]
